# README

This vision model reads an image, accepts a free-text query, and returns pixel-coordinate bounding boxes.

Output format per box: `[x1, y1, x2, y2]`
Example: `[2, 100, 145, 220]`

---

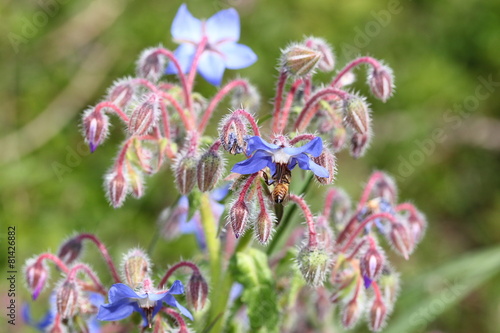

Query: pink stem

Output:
[238, 173, 259, 202]
[304, 75, 312, 100]
[346, 238, 367, 260]
[340, 213, 398, 252]
[357, 171, 385, 210]
[76, 234, 121, 283]
[322, 188, 339, 218]
[289, 133, 316, 145]
[37, 253, 69, 273]
[198, 79, 250, 133]
[395, 202, 418, 216]
[372, 280, 383, 300]
[232, 109, 260, 136]
[272, 71, 289, 134]
[277, 78, 304, 134]
[159, 91, 194, 131]
[158, 261, 200, 288]
[187, 37, 208, 90]
[95, 101, 129, 123]
[67, 263, 107, 295]
[290, 194, 318, 248]
[163, 308, 188, 332]
[330, 56, 382, 88]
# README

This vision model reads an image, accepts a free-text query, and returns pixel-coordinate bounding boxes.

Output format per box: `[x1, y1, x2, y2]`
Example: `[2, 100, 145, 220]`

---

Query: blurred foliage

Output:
[1, 0, 500, 332]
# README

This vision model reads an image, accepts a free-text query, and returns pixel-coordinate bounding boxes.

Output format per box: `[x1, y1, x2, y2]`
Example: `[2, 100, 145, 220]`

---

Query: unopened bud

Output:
[57, 237, 83, 266]
[389, 223, 413, 260]
[371, 172, 398, 204]
[82, 109, 109, 153]
[281, 44, 322, 77]
[368, 64, 394, 102]
[296, 245, 330, 287]
[56, 279, 79, 320]
[350, 131, 371, 159]
[136, 47, 166, 82]
[254, 208, 275, 245]
[219, 114, 248, 155]
[341, 297, 363, 329]
[107, 78, 135, 109]
[229, 199, 249, 238]
[186, 271, 209, 311]
[128, 94, 160, 136]
[122, 248, 151, 289]
[173, 153, 198, 195]
[344, 95, 371, 135]
[24, 258, 48, 300]
[230, 81, 261, 114]
[360, 244, 385, 281]
[105, 170, 129, 208]
[127, 166, 145, 199]
[304, 37, 335, 72]
[312, 148, 336, 185]
[407, 208, 427, 245]
[368, 296, 387, 332]
[197, 149, 224, 192]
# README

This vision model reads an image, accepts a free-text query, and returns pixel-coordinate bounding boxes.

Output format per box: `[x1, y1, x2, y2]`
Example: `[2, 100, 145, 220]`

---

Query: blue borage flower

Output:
[231, 136, 329, 178]
[166, 3, 257, 85]
[97, 280, 192, 327]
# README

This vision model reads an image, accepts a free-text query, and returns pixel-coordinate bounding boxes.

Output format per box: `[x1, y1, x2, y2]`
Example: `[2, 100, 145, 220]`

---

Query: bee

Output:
[263, 163, 291, 205]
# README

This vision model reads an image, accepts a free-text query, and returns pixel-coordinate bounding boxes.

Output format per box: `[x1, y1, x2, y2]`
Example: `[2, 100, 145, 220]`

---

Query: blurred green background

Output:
[1, 0, 499, 332]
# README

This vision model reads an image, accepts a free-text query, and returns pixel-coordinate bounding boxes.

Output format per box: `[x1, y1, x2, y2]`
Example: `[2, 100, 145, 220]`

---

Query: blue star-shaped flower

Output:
[231, 136, 329, 178]
[97, 280, 192, 327]
[166, 4, 257, 85]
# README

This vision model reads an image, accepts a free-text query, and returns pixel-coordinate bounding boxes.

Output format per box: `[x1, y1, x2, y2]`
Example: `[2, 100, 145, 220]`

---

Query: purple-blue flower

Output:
[231, 136, 329, 178]
[97, 280, 192, 327]
[165, 4, 257, 85]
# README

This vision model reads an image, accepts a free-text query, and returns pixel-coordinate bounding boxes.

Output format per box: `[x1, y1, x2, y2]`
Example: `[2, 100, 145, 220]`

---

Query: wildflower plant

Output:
[24, 3, 427, 332]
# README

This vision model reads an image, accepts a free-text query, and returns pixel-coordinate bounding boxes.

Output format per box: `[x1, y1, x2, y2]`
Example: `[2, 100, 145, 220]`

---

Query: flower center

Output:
[272, 149, 291, 164]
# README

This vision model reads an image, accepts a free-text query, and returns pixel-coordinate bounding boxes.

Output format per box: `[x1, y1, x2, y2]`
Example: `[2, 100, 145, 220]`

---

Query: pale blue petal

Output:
[165, 44, 196, 75]
[88, 292, 105, 307]
[210, 183, 230, 201]
[231, 151, 272, 174]
[206, 8, 240, 44]
[171, 4, 202, 43]
[284, 137, 323, 157]
[167, 280, 185, 295]
[219, 43, 257, 69]
[108, 284, 141, 303]
[97, 299, 134, 321]
[291, 154, 329, 178]
[245, 136, 279, 155]
[163, 295, 193, 320]
[197, 51, 226, 86]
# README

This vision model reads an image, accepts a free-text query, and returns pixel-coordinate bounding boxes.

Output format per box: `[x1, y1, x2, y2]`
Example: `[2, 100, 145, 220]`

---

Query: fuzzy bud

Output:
[344, 95, 371, 135]
[371, 172, 398, 204]
[350, 131, 371, 159]
[82, 109, 109, 153]
[368, 65, 394, 102]
[407, 208, 427, 245]
[297, 245, 330, 287]
[107, 78, 135, 109]
[136, 47, 166, 82]
[56, 279, 79, 320]
[304, 37, 335, 72]
[229, 199, 249, 238]
[360, 243, 385, 281]
[312, 148, 336, 185]
[24, 258, 48, 300]
[368, 296, 388, 332]
[281, 44, 322, 77]
[389, 223, 413, 260]
[254, 208, 275, 245]
[57, 237, 83, 266]
[341, 297, 363, 329]
[219, 115, 248, 155]
[186, 271, 209, 311]
[122, 248, 151, 289]
[174, 153, 198, 195]
[105, 170, 129, 208]
[197, 149, 224, 192]
[128, 94, 160, 136]
[230, 81, 261, 114]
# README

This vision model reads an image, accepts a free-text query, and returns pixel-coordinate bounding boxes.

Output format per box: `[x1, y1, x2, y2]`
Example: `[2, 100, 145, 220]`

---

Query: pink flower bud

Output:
[186, 271, 209, 311]
[122, 248, 151, 289]
[368, 296, 388, 332]
[254, 208, 275, 245]
[344, 95, 371, 135]
[82, 109, 109, 153]
[281, 43, 322, 77]
[341, 297, 363, 329]
[360, 244, 385, 281]
[173, 152, 198, 195]
[128, 94, 160, 136]
[197, 149, 224, 192]
[389, 223, 413, 260]
[219, 114, 248, 155]
[304, 37, 335, 72]
[24, 258, 48, 300]
[107, 78, 135, 109]
[312, 148, 336, 185]
[297, 245, 331, 287]
[57, 237, 83, 266]
[105, 170, 129, 208]
[56, 279, 80, 320]
[136, 47, 166, 82]
[350, 131, 371, 159]
[371, 172, 398, 204]
[229, 199, 249, 238]
[405, 207, 427, 245]
[368, 65, 394, 102]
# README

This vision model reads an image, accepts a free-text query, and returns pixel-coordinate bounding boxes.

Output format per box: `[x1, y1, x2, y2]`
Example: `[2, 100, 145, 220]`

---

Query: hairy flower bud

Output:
[371, 172, 398, 204]
[297, 245, 330, 287]
[122, 248, 151, 289]
[360, 243, 385, 281]
[408, 209, 427, 245]
[136, 47, 166, 82]
[105, 170, 129, 208]
[312, 148, 336, 185]
[368, 296, 388, 332]
[128, 94, 160, 136]
[368, 65, 394, 102]
[82, 109, 109, 153]
[341, 297, 363, 329]
[56, 279, 79, 320]
[186, 271, 209, 311]
[254, 208, 275, 245]
[57, 237, 83, 266]
[350, 131, 371, 159]
[173, 152, 198, 195]
[24, 258, 48, 300]
[197, 149, 224, 192]
[281, 44, 322, 77]
[389, 223, 413, 260]
[304, 37, 335, 72]
[107, 78, 135, 109]
[219, 114, 248, 154]
[344, 95, 371, 135]
[229, 199, 249, 238]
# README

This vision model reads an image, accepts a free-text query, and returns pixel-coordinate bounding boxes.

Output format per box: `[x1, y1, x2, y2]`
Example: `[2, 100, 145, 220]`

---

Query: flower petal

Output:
[165, 44, 196, 75]
[219, 43, 257, 69]
[210, 183, 230, 201]
[284, 137, 323, 157]
[205, 8, 240, 44]
[167, 280, 185, 295]
[163, 294, 193, 320]
[197, 51, 226, 86]
[171, 4, 202, 43]
[231, 151, 272, 175]
[108, 283, 141, 303]
[97, 299, 135, 321]
[245, 136, 279, 155]
[291, 154, 329, 178]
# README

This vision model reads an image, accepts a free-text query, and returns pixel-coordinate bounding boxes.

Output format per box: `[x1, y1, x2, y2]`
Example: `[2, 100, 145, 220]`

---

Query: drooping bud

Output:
[350, 131, 371, 159]
[122, 248, 151, 289]
[127, 166, 145, 199]
[107, 77, 135, 109]
[371, 172, 398, 204]
[230, 81, 261, 114]
[296, 245, 331, 287]
[368, 64, 394, 102]
[173, 152, 198, 195]
[254, 208, 275, 245]
[219, 114, 248, 155]
[136, 47, 167, 82]
[312, 148, 336, 185]
[128, 94, 160, 136]
[24, 257, 48, 300]
[197, 149, 224, 192]
[56, 279, 79, 320]
[186, 271, 209, 311]
[360, 242, 385, 281]
[229, 199, 249, 238]
[344, 95, 371, 135]
[407, 208, 427, 245]
[57, 236, 83, 266]
[389, 223, 413, 260]
[82, 109, 109, 153]
[281, 43, 322, 77]
[341, 297, 363, 329]
[304, 37, 335, 72]
[368, 296, 388, 332]
[105, 170, 129, 208]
